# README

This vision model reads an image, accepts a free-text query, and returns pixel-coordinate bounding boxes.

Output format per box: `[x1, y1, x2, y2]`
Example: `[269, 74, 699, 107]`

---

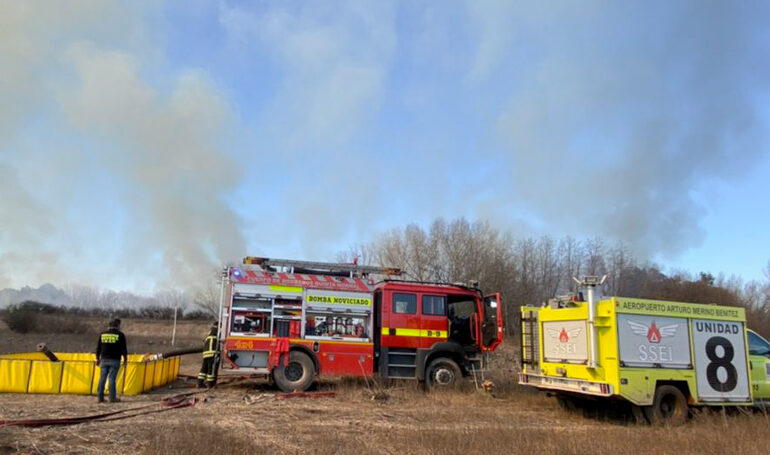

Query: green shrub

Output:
[1, 307, 38, 333]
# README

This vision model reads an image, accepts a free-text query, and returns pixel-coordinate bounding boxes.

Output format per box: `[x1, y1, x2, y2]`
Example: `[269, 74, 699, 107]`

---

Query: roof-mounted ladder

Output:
[243, 257, 402, 278]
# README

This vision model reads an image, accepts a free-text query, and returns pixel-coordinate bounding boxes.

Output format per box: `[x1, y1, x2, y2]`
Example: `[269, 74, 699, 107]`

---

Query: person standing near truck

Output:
[198, 322, 219, 388]
[95, 318, 128, 403]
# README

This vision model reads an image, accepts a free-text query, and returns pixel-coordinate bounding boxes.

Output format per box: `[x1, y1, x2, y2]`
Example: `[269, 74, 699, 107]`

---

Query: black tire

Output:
[425, 357, 462, 389]
[643, 385, 688, 426]
[273, 351, 315, 392]
[631, 404, 647, 424]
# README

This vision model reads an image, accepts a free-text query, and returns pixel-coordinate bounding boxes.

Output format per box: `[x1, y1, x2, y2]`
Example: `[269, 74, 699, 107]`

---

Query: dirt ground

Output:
[0, 318, 211, 355]
[1, 320, 770, 455]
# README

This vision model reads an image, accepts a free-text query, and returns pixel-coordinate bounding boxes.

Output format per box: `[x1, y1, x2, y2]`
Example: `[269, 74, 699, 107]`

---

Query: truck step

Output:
[387, 366, 417, 378]
[387, 354, 416, 366]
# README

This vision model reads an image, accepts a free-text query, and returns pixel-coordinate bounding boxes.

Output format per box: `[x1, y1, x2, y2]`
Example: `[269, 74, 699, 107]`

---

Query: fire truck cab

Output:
[216, 257, 504, 392]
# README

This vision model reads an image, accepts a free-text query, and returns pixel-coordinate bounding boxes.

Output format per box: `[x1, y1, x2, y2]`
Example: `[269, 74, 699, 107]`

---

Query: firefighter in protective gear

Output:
[198, 322, 219, 388]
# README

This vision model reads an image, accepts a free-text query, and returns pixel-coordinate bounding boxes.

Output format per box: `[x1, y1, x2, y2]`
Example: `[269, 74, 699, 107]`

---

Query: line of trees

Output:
[11, 217, 768, 337]
[340, 218, 770, 337]
[56, 284, 222, 318]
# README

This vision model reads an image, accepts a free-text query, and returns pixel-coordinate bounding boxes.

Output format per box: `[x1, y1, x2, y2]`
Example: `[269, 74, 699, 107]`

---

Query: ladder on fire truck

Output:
[520, 309, 540, 373]
[243, 257, 401, 278]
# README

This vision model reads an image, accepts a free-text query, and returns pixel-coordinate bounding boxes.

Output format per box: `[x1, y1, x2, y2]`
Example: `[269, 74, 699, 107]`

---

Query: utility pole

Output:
[171, 300, 178, 347]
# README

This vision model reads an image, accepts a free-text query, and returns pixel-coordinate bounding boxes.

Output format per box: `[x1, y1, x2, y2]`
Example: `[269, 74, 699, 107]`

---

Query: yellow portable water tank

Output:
[0, 352, 180, 395]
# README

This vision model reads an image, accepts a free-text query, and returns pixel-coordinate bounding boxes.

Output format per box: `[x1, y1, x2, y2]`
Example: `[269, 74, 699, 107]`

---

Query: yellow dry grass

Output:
[1, 324, 769, 455]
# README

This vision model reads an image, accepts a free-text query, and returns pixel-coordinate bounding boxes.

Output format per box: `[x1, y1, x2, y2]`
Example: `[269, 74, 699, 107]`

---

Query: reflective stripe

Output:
[203, 336, 217, 357]
[268, 285, 303, 293]
[101, 334, 119, 343]
[381, 328, 447, 338]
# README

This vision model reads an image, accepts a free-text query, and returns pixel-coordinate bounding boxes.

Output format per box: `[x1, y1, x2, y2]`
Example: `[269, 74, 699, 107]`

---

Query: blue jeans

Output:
[97, 358, 121, 401]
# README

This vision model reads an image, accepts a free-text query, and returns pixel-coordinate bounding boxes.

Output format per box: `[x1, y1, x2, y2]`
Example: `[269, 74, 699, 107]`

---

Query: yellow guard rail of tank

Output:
[0, 352, 179, 395]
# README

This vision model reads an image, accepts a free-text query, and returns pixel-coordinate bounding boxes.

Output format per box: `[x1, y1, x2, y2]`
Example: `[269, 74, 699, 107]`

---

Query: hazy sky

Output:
[1, 1, 769, 293]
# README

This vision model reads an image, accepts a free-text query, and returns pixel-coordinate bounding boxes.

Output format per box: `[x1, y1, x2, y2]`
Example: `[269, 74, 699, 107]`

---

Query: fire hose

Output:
[36, 343, 60, 362]
[142, 346, 203, 361]
[34, 342, 202, 363]
[0, 392, 204, 428]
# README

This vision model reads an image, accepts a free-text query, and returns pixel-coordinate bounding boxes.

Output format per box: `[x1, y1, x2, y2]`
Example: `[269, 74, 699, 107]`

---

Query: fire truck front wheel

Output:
[425, 357, 462, 389]
[273, 351, 315, 392]
[643, 385, 688, 426]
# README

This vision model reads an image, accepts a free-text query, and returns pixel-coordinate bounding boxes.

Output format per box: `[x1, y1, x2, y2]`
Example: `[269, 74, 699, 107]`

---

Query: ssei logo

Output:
[546, 327, 582, 356]
[627, 320, 679, 362]
[547, 327, 582, 343]
[627, 320, 678, 343]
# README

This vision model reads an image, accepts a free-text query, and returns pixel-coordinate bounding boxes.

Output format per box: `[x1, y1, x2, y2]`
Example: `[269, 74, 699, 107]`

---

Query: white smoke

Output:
[0, 2, 243, 291]
[468, 1, 770, 258]
[1, 1, 768, 292]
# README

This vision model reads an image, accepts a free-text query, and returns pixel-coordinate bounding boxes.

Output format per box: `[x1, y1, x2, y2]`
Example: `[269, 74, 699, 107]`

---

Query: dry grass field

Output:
[1, 318, 769, 455]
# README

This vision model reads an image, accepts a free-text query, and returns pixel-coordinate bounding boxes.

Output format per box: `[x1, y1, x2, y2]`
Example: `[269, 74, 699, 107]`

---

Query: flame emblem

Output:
[547, 327, 582, 342]
[627, 320, 678, 344]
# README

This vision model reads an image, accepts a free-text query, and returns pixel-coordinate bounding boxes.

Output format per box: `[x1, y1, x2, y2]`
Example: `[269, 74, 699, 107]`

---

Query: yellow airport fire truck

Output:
[519, 277, 770, 425]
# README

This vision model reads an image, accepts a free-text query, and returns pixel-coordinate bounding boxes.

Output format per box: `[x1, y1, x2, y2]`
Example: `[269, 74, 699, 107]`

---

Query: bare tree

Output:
[335, 242, 377, 265]
[557, 236, 583, 293]
[584, 237, 607, 277]
[192, 269, 224, 317]
[365, 216, 770, 337]
[64, 284, 102, 308]
[606, 242, 633, 296]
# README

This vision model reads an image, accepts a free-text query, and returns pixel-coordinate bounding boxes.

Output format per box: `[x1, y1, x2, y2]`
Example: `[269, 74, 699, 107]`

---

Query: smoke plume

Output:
[470, 1, 770, 257]
[0, 2, 243, 291]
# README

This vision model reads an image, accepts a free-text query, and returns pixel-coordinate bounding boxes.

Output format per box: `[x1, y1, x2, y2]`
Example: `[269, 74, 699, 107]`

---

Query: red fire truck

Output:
[215, 257, 504, 391]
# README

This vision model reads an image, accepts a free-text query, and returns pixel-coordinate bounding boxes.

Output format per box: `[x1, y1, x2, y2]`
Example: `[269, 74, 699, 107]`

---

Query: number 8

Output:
[705, 336, 738, 392]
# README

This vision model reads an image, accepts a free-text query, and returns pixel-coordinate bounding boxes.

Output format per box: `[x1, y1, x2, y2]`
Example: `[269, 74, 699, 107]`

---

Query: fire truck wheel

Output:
[643, 385, 688, 426]
[425, 358, 462, 389]
[273, 351, 314, 392]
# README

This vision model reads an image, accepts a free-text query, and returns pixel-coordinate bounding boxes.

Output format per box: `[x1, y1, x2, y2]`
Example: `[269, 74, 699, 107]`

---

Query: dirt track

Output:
[2, 374, 770, 455]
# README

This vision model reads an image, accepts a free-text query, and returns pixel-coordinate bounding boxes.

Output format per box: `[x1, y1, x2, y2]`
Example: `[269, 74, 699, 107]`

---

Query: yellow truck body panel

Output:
[520, 297, 769, 407]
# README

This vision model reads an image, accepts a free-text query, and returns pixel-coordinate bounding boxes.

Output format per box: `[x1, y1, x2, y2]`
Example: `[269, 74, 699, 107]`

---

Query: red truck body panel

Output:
[219, 263, 502, 381]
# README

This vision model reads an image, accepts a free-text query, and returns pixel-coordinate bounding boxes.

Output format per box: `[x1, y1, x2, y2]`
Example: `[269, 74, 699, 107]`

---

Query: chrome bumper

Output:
[519, 373, 613, 397]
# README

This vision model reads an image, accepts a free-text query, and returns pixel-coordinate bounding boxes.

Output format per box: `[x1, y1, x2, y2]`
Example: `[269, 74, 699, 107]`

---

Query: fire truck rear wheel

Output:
[643, 385, 688, 426]
[273, 351, 315, 392]
[425, 357, 461, 389]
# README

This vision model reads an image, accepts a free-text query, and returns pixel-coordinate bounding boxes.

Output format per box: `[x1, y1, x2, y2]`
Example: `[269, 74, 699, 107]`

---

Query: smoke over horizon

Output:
[470, 2, 770, 259]
[1, 1, 769, 292]
[0, 2, 244, 292]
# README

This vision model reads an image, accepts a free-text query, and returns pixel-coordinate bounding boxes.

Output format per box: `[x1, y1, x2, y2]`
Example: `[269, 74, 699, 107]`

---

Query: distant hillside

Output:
[0, 284, 73, 308]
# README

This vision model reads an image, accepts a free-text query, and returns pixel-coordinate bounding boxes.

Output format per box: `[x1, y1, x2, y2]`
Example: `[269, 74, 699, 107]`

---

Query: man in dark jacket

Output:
[96, 318, 128, 403]
[198, 322, 219, 388]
